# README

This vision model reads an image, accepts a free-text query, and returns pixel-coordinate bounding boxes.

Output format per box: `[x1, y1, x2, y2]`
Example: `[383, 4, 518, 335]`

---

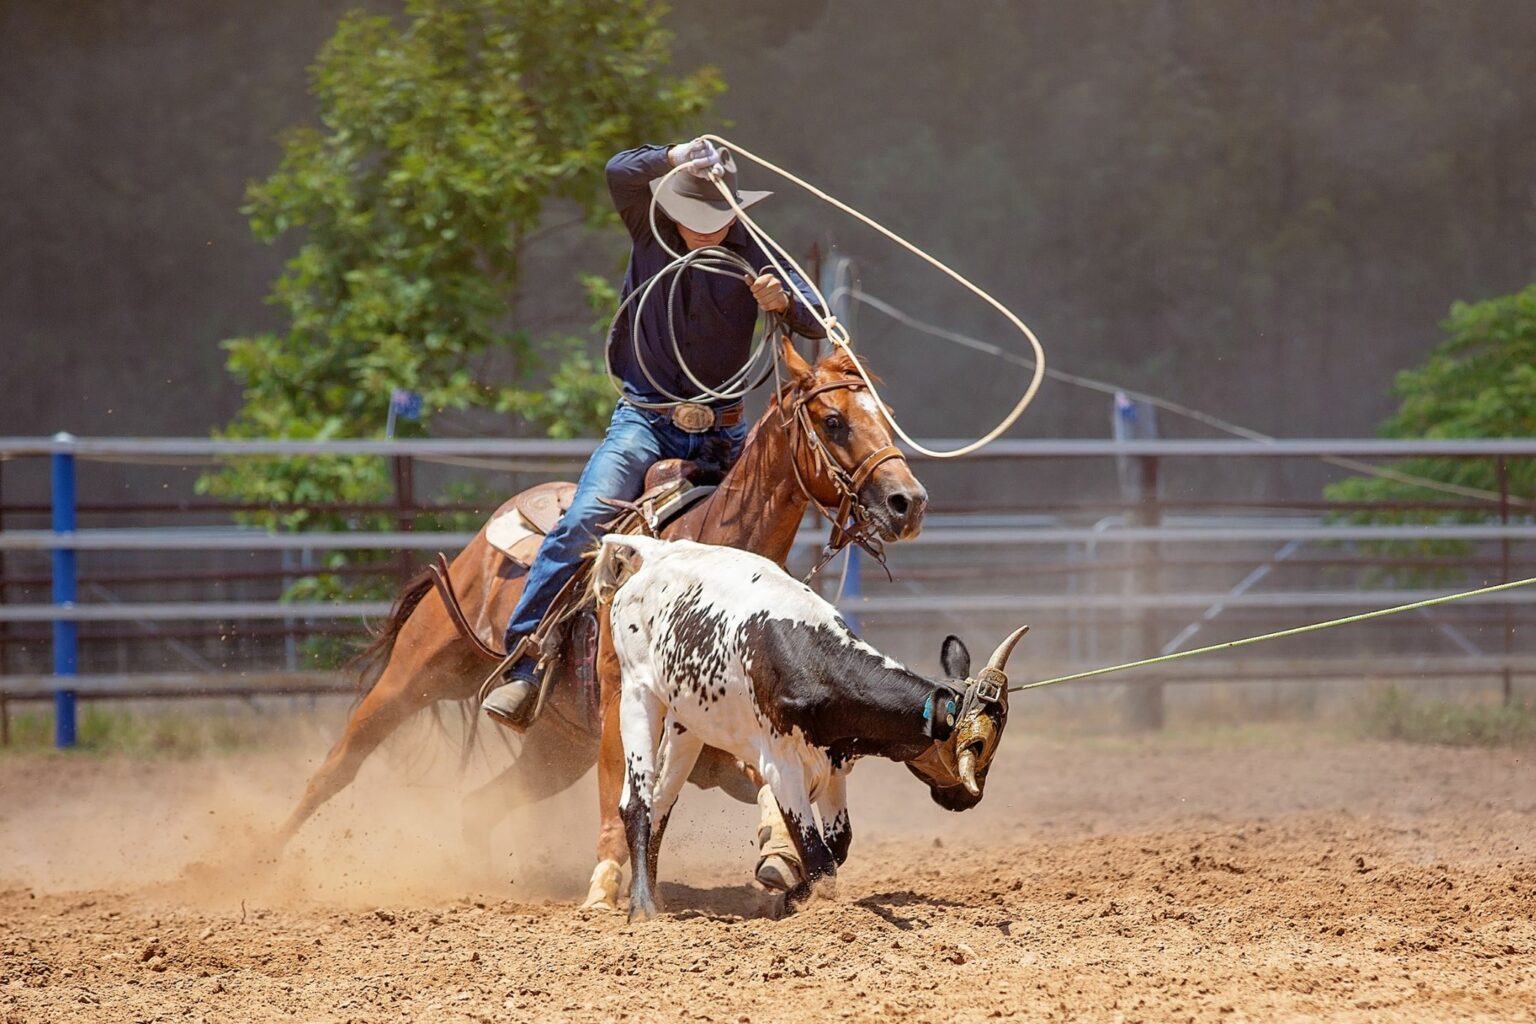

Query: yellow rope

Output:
[1011, 575, 1536, 693]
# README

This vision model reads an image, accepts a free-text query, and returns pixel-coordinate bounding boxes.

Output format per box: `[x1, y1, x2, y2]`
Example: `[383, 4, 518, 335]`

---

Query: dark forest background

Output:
[3, 0, 1533, 454]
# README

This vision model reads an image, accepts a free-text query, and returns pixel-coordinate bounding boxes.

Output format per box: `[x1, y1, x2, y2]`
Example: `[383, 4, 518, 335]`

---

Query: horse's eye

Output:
[822, 413, 844, 432]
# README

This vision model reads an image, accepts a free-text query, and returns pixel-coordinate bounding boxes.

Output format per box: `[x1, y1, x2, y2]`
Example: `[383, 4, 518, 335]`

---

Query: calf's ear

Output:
[940, 635, 971, 679]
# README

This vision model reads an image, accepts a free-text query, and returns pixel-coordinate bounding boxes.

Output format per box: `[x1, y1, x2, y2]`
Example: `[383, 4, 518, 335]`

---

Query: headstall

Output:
[780, 368, 908, 580]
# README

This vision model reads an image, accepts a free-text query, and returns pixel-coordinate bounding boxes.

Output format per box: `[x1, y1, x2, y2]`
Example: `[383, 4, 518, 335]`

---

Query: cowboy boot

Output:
[481, 650, 540, 729]
[754, 785, 804, 892]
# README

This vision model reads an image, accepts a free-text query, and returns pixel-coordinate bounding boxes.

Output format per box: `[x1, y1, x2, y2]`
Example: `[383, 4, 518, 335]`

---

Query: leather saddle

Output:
[484, 458, 715, 566]
[432, 457, 722, 730]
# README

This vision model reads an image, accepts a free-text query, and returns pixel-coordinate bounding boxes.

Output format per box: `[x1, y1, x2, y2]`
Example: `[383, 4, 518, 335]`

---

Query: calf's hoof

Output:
[580, 859, 623, 911]
[627, 899, 659, 924]
[756, 889, 788, 920]
[783, 871, 837, 915]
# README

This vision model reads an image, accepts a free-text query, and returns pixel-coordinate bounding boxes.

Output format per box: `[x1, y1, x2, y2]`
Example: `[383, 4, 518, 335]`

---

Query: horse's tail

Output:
[347, 568, 437, 699]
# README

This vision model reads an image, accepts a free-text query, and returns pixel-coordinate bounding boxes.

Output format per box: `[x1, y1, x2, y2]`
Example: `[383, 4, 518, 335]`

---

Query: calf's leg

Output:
[619, 682, 667, 923]
[645, 719, 704, 898]
[760, 758, 837, 914]
[817, 770, 853, 866]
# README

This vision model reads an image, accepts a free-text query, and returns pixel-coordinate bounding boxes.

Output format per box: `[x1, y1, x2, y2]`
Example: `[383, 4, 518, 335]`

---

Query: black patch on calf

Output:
[654, 583, 735, 705]
[780, 804, 837, 912]
[824, 808, 853, 865]
[743, 617, 953, 762]
[622, 759, 661, 922]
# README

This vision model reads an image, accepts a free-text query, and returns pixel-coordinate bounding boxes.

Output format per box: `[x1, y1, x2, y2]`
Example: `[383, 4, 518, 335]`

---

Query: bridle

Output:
[774, 340, 908, 579]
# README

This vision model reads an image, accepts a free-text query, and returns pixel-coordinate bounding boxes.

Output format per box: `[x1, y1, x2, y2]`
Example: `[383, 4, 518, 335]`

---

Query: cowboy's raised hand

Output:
[667, 138, 722, 179]
[749, 273, 790, 313]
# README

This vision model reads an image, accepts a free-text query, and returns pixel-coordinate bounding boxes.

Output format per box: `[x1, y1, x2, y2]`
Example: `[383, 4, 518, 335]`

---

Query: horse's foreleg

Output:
[755, 781, 805, 892]
[583, 693, 629, 910]
[688, 755, 802, 893]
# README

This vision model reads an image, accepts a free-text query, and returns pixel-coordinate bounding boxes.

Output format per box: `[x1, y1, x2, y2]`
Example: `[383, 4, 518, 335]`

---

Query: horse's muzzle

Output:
[866, 476, 927, 542]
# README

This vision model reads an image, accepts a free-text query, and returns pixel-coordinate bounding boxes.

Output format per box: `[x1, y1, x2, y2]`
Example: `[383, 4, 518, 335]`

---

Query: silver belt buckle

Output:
[670, 403, 714, 434]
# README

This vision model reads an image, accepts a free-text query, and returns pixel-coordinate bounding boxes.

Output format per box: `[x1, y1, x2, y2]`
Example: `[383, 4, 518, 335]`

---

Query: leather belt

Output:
[664, 401, 744, 434]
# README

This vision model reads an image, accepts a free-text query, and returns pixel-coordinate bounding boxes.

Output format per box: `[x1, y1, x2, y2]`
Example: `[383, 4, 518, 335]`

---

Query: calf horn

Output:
[957, 745, 983, 797]
[981, 624, 1030, 683]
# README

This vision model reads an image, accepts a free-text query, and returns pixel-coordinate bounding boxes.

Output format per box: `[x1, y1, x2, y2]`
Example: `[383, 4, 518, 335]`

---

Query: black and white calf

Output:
[594, 534, 1027, 920]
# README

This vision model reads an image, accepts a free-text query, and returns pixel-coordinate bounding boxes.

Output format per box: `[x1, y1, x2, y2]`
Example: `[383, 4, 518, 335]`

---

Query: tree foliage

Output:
[1325, 284, 1536, 522]
[200, 0, 720, 529]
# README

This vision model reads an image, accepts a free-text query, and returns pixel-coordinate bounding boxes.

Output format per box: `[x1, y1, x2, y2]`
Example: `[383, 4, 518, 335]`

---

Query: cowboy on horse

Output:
[274, 136, 927, 905]
[481, 137, 828, 728]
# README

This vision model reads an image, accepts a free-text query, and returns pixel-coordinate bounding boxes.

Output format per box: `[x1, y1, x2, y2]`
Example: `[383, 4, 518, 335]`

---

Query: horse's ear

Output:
[780, 335, 815, 386]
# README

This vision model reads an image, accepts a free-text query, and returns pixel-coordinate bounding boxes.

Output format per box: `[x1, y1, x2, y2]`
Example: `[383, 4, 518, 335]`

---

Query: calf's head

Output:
[906, 625, 1028, 811]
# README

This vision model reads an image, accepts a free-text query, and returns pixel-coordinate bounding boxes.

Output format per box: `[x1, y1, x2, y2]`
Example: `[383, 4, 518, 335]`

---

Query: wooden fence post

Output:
[392, 454, 415, 582]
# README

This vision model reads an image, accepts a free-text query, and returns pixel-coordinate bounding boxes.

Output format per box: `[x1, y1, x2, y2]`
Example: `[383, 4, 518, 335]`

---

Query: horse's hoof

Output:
[755, 853, 803, 893]
[582, 859, 622, 911]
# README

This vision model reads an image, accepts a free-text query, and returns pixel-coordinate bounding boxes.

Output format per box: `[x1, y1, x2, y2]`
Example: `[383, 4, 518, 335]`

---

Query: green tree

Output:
[200, 0, 721, 532]
[1325, 284, 1536, 528]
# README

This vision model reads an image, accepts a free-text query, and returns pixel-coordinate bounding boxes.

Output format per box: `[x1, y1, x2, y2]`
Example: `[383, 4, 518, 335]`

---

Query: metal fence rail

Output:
[2, 435, 1531, 746]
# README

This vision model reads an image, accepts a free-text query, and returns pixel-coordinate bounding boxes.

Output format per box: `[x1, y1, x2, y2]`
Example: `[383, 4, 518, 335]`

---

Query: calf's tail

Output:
[590, 533, 666, 607]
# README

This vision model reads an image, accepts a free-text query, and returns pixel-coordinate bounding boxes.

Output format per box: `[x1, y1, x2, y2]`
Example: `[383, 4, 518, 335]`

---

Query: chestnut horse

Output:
[274, 339, 927, 902]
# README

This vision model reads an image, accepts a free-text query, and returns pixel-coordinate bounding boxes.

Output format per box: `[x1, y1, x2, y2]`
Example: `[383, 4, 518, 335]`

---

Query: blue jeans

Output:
[504, 400, 747, 644]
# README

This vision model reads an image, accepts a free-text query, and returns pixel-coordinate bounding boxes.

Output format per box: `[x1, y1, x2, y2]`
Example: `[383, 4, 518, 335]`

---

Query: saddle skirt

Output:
[485, 481, 576, 567]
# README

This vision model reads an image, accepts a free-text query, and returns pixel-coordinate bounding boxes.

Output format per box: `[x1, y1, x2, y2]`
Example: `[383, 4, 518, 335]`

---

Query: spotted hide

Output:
[598, 534, 1004, 921]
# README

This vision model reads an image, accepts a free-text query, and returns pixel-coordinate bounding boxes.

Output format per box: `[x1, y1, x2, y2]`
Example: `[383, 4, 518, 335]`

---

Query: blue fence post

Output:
[839, 546, 863, 636]
[51, 431, 78, 748]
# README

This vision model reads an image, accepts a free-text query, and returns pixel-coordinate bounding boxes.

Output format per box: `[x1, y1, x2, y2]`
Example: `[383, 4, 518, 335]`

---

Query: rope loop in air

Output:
[610, 138, 1047, 457]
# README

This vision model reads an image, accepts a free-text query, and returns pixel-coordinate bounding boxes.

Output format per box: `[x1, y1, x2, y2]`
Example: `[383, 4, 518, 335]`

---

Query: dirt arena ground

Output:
[2, 723, 1533, 1023]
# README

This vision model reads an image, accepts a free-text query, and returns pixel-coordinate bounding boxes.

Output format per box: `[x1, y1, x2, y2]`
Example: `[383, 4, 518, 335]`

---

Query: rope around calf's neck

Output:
[700, 134, 1048, 460]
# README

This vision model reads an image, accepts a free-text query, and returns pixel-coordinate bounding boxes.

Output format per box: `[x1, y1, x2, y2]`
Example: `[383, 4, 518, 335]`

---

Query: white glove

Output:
[667, 137, 723, 179]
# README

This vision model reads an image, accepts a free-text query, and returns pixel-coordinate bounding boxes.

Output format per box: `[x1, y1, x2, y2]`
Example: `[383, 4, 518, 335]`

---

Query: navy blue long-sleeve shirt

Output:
[604, 145, 826, 406]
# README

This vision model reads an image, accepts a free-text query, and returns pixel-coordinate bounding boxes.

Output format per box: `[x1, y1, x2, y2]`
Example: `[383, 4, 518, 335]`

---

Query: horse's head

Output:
[779, 337, 927, 542]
